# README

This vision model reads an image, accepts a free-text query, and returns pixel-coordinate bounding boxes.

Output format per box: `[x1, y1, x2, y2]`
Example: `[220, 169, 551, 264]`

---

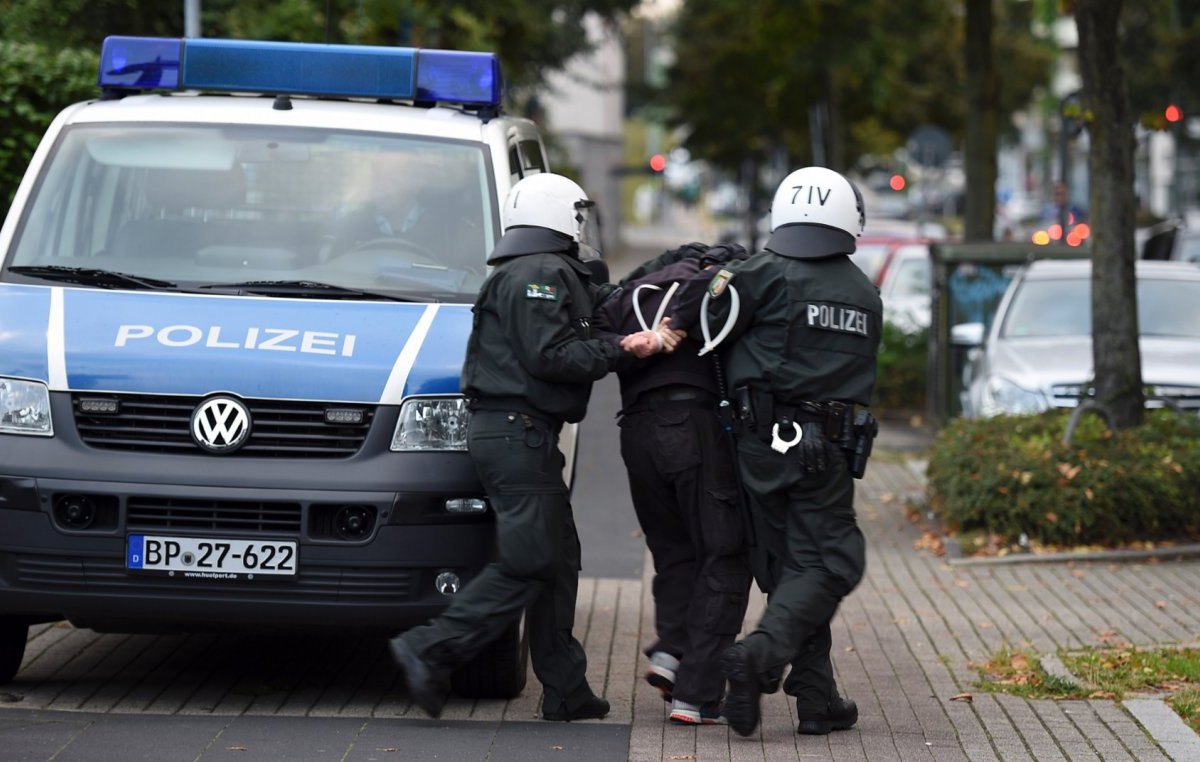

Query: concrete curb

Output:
[945, 543, 1200, 567]
[1124, 698, 1200, 761]
[1038, 654, 1087, 690]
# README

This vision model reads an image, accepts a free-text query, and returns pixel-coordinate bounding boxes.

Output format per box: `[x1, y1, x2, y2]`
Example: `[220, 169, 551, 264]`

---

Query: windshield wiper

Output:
[7, 265, 179, 291]
[196, 279, 431, 302]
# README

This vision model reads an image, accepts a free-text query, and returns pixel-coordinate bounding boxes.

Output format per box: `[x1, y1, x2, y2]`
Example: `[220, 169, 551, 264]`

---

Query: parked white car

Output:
[957, 259, 1200, 417]
[878, 243, 931, 332]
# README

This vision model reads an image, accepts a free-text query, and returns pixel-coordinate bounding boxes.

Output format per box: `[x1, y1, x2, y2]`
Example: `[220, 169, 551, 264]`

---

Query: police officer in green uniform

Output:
[389, 173, 676, 721]
[671, 166, 882, 737]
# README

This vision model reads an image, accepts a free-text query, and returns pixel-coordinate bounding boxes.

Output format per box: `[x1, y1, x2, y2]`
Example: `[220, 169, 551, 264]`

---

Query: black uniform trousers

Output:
[619, 404, 751, 705]
[735, 433, 866, 712]
[401, 409, 592, 716]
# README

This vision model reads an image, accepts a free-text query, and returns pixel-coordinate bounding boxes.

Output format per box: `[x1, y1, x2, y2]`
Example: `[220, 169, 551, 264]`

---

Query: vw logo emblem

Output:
[191, 396, 252, 453]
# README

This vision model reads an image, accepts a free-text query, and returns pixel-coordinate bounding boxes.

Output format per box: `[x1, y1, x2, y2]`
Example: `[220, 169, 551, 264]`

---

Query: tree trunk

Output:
[1076, 0, 1143, 428]
[964, 0, 998, 241]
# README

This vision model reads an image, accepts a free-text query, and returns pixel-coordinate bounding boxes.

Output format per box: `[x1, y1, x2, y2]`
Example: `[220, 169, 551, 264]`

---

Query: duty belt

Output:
[733, 386, 853, 443]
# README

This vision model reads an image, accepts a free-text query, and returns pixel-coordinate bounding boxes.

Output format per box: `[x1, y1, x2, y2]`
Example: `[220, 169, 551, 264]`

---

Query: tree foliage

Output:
[661, 0, 1051, 175]
[0, 42, 97, 210]
[0, 0, 638, 93]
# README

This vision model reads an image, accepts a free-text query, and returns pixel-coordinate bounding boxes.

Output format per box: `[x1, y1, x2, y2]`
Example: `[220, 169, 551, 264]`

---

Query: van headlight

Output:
[391, 397, 470, 451]
[0, 378, 53, 436]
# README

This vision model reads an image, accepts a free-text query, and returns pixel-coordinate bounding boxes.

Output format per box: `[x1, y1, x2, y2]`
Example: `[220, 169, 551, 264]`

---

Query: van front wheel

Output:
[450, 618, 528, 699]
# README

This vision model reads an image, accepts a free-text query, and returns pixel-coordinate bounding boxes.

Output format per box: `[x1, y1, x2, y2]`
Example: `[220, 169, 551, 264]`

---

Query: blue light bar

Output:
[416, 49, 501, 106]
[98, 36, 502, 108]
[185, 39, 415, 99]
[99, 36, 182, 90]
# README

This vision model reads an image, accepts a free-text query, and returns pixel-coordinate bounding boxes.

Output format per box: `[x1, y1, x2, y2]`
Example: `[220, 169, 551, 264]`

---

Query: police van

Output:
[0, 36, 564, 698]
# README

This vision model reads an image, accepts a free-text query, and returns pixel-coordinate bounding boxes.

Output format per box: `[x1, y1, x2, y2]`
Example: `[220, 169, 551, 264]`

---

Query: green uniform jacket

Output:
[681, 251, 883, 406]
[460, 251, 623, 423]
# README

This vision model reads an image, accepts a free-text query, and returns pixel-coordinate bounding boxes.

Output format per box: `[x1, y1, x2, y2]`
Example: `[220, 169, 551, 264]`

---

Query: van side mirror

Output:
[951, 322, 984, 347]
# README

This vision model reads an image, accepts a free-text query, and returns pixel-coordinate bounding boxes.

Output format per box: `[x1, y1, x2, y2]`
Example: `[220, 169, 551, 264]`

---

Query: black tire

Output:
[0, 620, 28, 684]
[450, 617, 528, 699]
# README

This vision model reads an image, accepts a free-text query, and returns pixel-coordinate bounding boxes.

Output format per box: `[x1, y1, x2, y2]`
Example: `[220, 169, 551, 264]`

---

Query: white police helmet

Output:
[766, 166, 865, 259]
[502, 173, 592, 241]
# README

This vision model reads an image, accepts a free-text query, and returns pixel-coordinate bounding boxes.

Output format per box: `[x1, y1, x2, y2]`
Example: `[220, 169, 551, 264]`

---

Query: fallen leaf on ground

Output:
[377, 749, 400, 754]
[227, 748, 248, 753]
[1155, 600, 1167, 609]
[845, 645, 856, 652]
[551, 746, 564, 751]
[949, 693, 973, 702]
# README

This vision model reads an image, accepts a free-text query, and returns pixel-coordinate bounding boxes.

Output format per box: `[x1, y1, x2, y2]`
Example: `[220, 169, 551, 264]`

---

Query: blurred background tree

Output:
[0, 0, 637, 92]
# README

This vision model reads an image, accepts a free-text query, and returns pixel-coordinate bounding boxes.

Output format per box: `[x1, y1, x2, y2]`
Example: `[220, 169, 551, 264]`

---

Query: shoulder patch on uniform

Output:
[708, 269, 735, 298]
[525, 283, 558, 301]
[805, 302, 870, 337]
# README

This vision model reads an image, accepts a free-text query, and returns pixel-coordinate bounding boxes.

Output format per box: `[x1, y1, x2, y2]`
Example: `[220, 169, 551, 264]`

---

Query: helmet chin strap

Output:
[698, 285, 740, 356]
[632, 282, 680, 332]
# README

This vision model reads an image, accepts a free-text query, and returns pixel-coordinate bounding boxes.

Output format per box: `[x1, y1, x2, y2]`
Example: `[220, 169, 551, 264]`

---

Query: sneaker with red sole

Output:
[669, 699, 726, 725]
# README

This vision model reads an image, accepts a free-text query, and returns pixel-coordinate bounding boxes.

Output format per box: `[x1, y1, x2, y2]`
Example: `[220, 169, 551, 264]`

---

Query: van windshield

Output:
[7, 124, 497, 299]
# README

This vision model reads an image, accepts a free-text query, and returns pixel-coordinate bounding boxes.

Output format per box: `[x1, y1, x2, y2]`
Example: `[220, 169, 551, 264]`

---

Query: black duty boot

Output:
[543, 693, 610, 722]
[719, 642, 762, 737]
[796, 695, 858, 735]
[388, 636, 450, 719]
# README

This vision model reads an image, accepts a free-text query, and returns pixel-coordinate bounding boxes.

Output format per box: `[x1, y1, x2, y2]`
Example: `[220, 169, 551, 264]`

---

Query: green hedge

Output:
[872, 322, 928, 413]
[927, 409, 1200, 547]
[1, 42, 98, 210]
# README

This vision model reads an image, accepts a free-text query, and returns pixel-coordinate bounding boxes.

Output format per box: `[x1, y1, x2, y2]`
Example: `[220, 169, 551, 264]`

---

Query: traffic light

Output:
[888, 174, 906, 191]
[1165, 104, 1183, 124]
[649, 154, 666, 173]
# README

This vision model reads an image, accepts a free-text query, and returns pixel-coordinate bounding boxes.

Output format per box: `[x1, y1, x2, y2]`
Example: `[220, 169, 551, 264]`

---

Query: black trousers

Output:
[402, 409, 592, 716]
[619, 405, 751, 705]
[736, 433, 865, 712]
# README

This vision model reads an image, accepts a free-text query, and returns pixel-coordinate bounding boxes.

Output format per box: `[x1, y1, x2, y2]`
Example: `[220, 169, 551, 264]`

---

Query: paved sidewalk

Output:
[4, 441, 1200, 760]
[626, 453, 1200, 761]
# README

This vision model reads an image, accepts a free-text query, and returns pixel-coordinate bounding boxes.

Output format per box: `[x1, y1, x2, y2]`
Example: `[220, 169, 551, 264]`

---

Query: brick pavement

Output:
[622, 454, 1200, 761]
[6, 455, 1200, 760]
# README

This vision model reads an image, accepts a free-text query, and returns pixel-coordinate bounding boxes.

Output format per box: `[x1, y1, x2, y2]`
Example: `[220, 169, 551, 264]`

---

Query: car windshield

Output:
[849, 243, 893, 283]
[886, 253, 930, 298]
[6, 124, 496, 300]
[1001, 276, 1200, 339]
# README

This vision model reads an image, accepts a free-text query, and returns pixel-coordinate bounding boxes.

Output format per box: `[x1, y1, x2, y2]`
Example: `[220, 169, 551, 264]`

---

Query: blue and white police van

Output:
[0, 36, 563, 698]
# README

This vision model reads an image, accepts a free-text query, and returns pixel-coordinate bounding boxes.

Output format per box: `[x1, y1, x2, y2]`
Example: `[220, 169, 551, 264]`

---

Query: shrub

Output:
[0, 42, 98, 209]
[872, 322, 928, 413]
[926, 409, 1200, 547]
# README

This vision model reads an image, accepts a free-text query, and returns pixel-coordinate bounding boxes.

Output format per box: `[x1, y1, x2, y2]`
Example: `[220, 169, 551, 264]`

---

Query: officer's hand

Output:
[620, 331, 660, 358]
[796, 422, 828, 474]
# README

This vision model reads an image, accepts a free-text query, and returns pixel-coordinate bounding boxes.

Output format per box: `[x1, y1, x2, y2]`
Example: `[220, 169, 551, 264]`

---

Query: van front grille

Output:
[72, 394, 374, 458]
